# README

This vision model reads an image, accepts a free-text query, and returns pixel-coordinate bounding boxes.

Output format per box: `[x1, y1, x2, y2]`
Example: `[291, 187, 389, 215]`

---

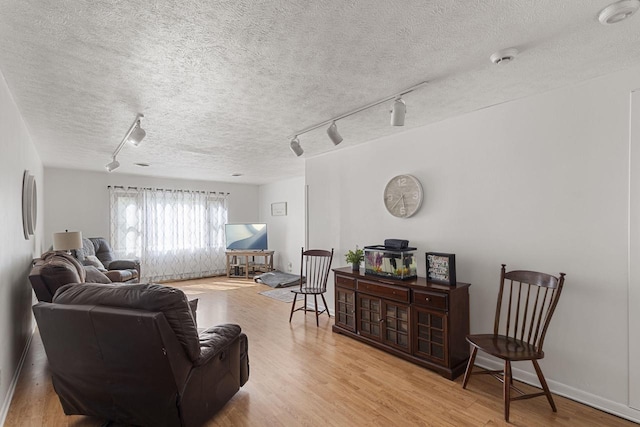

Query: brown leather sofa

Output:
[74, 237, 140, 283]
[33, 282, 249, 427]
[29, 251, 124, 302]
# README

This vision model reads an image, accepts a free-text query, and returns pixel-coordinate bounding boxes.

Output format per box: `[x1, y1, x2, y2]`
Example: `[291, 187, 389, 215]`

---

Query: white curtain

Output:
[109, 186, 228, 282]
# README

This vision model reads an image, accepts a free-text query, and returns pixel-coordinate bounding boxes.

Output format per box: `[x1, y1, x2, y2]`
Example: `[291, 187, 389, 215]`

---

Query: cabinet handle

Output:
[425, 297, 430, 302]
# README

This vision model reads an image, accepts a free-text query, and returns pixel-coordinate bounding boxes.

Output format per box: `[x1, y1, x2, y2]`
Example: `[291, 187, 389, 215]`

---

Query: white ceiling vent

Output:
[598, 0, 640, 24]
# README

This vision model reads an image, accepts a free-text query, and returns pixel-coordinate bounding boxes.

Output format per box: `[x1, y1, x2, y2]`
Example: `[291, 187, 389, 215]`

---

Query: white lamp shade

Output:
[105, 158, 120, 172]
[327, 121, 343, 145]
[390, 98, 406, 126]
[128, 126, 146, 146]
[290, 137, 304, 156]
[53, 231, 83, 251]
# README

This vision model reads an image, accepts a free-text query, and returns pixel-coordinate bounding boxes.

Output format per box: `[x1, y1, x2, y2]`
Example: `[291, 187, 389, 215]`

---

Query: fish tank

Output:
[364, 245, 417, 280]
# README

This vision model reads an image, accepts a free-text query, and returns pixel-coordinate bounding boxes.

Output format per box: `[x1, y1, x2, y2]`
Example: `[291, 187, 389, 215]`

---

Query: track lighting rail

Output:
[288, 81, 427, 139]
[105, 113, 146, 172]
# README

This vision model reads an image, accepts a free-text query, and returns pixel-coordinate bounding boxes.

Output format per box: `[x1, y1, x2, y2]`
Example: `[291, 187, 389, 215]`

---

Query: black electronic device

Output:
[384, 239, 409, 249]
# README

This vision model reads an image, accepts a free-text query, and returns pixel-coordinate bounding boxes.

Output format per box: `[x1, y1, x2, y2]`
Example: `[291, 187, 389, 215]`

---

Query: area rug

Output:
[259, 287, 296, 303]
[254, 270, 303, 288]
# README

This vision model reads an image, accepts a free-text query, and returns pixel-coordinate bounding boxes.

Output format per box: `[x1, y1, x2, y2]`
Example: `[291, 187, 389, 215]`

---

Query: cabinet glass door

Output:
[336, 287, 356, 331]
[413, 306, 448, 364]
[357, 294, 382, 339]
[383, 302, 410, 352]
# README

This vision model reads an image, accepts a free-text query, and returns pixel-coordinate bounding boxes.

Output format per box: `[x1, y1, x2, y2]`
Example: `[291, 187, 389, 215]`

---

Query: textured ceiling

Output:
[1, 1, 640, 184]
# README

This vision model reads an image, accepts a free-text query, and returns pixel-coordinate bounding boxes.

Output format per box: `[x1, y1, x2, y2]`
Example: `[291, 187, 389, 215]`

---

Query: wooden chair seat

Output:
[291, 286, 325, 295]
[466, 334, 544, 361]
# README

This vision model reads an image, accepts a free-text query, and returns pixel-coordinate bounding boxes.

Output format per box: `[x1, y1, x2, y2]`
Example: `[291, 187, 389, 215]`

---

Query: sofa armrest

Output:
[196, 324, 241, 366]
[108, 259, 140, 270]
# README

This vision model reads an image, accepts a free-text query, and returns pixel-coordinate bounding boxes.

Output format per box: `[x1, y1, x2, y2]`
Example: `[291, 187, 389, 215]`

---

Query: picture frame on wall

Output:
[271, 202, 287, 216]
[426, 252, 456, 285]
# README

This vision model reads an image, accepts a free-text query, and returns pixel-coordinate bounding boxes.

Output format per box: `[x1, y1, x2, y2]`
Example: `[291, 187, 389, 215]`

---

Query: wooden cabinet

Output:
[332, 267, 470, 380]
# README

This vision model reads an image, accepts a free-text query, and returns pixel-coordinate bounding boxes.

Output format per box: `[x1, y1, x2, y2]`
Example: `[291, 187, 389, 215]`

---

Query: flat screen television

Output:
[225, 223, 268, 250]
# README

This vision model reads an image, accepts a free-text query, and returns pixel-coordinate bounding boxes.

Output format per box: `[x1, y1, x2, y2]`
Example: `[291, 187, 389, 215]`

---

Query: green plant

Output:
[345, 247, 364, 264]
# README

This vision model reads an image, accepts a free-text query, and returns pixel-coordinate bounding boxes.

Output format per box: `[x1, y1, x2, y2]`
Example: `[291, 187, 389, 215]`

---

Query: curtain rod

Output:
[108, 185, 230, 195]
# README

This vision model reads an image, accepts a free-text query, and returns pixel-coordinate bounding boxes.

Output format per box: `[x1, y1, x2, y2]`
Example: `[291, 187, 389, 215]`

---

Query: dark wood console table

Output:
[332, 267, 470, 380]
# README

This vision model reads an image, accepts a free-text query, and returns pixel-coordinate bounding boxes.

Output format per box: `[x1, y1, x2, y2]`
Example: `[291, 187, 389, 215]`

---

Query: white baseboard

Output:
[475, 355, 640, 423]
[0, 325, 35, 426]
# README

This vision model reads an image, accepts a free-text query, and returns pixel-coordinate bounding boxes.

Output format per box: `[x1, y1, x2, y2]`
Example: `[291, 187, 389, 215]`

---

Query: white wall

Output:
[629, 90, 640, 410]
[258, 176, 305, 272]
[0, 71, 43, 423]
[306, 65, 640, 421]
[44, 168, 260, 249]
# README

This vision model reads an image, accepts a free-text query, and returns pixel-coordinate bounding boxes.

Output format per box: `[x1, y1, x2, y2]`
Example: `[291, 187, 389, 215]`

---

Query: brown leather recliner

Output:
[33, 283, 250, 427]
[75, 237, 140, 283]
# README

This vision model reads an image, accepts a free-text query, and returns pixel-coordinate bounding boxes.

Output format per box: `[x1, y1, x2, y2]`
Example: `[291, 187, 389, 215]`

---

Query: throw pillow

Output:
[40, 251, 86, 283]
[84, 255, 106, 271]
[83, 266, 112, 284]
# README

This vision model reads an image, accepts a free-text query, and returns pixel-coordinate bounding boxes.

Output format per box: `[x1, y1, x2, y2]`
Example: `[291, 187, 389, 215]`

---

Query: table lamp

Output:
[53, 230, 83, 254]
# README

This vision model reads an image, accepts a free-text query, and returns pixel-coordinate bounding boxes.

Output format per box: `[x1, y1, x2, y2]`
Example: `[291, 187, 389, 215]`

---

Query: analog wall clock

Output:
[383, 174, 423, 218]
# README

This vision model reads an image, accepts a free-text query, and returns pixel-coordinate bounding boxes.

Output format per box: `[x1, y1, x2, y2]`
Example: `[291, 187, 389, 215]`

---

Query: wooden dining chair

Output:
[289, 248, 334, 326]
[462, 264, 566, 422]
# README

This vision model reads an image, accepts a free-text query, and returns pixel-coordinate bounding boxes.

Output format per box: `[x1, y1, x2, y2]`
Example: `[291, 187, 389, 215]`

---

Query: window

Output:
[109, 186, 228, 282]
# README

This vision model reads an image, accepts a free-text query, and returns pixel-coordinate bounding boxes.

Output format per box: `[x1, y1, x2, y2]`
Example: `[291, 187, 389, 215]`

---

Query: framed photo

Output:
[426, 252, 456, 285]
[271, 202, 287, 216]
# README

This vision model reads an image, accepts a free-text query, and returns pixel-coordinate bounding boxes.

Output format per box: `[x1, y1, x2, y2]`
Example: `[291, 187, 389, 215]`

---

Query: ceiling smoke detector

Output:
[598, 0, 640, 24]
[490, 48, 519, 65]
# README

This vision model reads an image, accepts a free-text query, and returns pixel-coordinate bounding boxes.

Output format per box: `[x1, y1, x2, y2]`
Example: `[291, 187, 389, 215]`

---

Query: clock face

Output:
[384, 174, 423, 218]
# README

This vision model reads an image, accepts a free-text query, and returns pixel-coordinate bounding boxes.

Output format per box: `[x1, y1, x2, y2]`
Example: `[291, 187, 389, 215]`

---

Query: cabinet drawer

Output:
[413, 290, 448, 311]
[335, 274, 356, 289]
[357, 280, 409, 303]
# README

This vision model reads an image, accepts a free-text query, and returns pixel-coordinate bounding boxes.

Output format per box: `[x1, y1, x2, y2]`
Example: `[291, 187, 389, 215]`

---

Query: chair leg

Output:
[321, 293, 331, 318]
[314, 295, 319, 326]
[532, 359, 557, 412]
[304, 295, 308, 313]
[462, 346, 478, 389]
[504, 360, 512, 422]
[289, 293, 298, 322]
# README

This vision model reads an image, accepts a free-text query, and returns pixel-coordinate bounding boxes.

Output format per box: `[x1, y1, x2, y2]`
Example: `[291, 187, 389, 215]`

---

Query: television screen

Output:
[225, 223, 268, 250]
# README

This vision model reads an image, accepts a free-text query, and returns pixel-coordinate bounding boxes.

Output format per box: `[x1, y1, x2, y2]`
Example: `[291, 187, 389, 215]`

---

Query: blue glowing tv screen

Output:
[225, 223, 268, 250]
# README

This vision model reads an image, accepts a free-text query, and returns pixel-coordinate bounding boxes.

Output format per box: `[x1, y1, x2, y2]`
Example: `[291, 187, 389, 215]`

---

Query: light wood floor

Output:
[5, 277, 636, 427]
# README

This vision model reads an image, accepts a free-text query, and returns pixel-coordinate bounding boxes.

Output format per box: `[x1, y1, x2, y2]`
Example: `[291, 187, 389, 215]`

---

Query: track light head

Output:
[290, 136, 303, 157]
[127, 123, 146, 146]
[390, 98, 406, 126]
[105, 158, 120, 172]
[327, 121, 343, 145]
